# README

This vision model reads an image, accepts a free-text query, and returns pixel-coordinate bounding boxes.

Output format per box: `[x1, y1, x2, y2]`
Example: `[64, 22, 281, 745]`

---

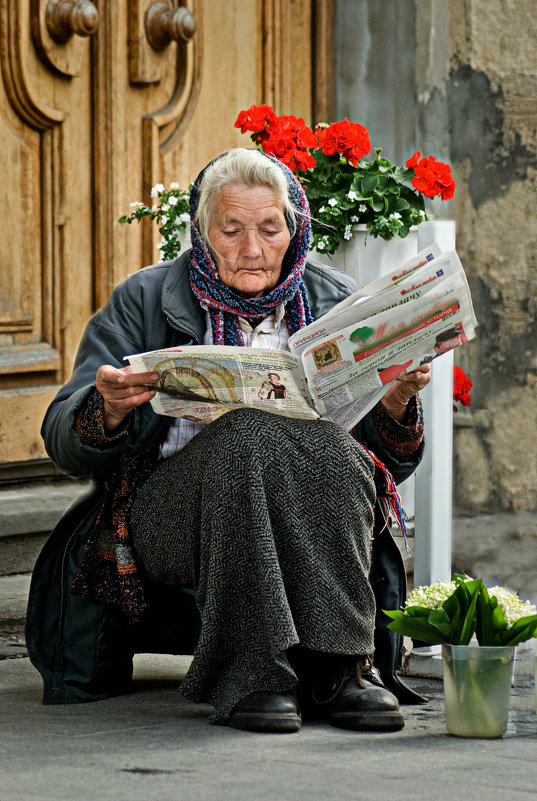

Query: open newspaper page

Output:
[288, 247, 477, 429]
[317, 244, 443, 323]
[125, 345, 318, 423]
[125, 245, 477, 431]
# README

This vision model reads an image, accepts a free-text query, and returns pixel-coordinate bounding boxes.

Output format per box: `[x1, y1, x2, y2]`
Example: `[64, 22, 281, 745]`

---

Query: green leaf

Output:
[359, 173, 378, 196]
[384, 606, 447, 644]
[498, 614, 537, 646]
[385, 616, 446, 644]
[428, 607, 452, 635]
[371, 196, 387, 213]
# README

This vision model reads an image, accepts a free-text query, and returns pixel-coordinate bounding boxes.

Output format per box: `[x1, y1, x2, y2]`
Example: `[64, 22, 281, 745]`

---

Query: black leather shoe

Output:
[313, 657, 404, 732]
[228, 692, 301, 733]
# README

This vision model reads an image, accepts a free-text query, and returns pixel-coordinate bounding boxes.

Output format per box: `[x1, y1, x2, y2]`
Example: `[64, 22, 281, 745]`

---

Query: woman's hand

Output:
[380, 363, 432, 423]
[96, 365, 159, 432]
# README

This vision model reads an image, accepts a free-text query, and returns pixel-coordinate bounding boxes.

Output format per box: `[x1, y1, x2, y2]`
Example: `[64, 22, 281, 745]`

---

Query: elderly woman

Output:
[27, 148, 430, 733]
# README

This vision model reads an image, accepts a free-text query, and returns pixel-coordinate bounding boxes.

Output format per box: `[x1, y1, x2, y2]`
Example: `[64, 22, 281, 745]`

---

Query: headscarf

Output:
[188, 150, 314, 345]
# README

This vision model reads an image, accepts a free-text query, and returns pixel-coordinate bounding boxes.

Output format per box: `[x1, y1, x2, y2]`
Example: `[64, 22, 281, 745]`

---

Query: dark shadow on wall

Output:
[446, 64, 537, 209]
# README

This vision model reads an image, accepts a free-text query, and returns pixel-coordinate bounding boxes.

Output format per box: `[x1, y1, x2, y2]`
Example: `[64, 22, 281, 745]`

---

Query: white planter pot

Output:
[313, 224, 418, 287]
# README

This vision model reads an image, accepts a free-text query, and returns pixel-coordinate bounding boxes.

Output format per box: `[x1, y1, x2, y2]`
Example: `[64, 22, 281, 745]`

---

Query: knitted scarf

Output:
[188, 152, 314, 345]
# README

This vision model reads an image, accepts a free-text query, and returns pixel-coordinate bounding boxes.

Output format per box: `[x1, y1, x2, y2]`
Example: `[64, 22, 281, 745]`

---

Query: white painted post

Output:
[313, 220, 457, 590]
[413, 221, 456, 587]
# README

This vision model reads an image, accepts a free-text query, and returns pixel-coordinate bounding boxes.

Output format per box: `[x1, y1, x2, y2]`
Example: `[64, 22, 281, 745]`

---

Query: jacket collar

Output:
[161, 251, 206, 344]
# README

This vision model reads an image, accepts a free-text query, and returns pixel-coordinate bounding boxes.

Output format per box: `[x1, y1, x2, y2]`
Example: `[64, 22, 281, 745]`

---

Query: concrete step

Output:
[0, 573, 30, 657]
[0, 479, 91, 575]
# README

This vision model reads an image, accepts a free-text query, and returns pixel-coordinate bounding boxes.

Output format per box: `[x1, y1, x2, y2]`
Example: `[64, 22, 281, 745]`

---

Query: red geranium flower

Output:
[259, 114, 317, 172]
[453, 365, 473, 408]
[234, 104, 277, 135]
[234, 104, 456, 252]
[316, 118, 371, 166]
[406, 151, 456, 200]
[262, 133, 299, 170]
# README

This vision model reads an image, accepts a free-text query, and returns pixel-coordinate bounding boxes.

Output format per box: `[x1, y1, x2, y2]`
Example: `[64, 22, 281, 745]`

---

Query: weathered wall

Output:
[448, 0, 537, 516]
[337, 0, 537, 518]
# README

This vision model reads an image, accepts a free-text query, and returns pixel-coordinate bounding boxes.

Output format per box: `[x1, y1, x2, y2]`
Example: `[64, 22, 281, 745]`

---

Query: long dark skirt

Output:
[130, 408, 377, 723]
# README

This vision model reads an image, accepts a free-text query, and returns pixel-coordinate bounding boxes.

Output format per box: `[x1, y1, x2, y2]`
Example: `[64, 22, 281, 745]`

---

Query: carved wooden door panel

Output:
[0, 0, 319, 477]
[0, 0, 203, 475]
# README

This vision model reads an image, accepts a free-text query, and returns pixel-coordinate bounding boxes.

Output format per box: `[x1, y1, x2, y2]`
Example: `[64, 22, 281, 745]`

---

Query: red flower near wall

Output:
[453, 365, 473, 410]
[406, 152, 456, 200]
[316, 118, 371, 166]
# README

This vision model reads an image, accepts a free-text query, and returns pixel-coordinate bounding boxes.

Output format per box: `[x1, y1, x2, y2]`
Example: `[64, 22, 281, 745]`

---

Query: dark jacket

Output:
[26, 253, 424, 705]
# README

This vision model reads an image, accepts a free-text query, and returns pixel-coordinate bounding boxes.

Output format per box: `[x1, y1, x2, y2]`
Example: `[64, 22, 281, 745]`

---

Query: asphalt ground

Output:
[1, 594, 536, 801]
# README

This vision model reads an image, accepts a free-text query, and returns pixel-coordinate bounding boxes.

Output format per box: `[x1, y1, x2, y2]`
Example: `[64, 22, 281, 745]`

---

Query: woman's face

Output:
[208, 186, 291, 298]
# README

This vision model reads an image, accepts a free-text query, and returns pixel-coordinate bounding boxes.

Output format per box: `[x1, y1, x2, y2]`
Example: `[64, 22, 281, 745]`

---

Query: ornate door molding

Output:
[0, 0, 202, 468]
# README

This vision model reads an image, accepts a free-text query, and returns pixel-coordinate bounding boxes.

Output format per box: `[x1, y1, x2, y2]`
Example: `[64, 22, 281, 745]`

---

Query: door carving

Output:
[0, 0, 201, 471]
[0, 0, 321, 476]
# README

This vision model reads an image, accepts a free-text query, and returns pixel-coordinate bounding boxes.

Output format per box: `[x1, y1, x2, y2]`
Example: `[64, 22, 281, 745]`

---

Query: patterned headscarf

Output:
[188, 150, 314, 345]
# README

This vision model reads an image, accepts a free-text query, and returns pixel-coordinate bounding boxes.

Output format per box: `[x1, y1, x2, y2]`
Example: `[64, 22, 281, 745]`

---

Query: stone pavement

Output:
[1, 572, 536, 801]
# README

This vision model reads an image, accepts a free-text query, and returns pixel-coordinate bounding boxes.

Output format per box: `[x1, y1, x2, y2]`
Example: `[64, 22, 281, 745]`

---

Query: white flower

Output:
[161, 216, 168, 225]
[161, 204, 169, 212]
[179, 213, 190, 223]
[170, 182, 180, 189]
[151, 183, 165, 197]
[348, 190, 358, 201]
[343, 225, 352, 240]
[319, 206, 326, 214]
[406, 580, 458, 610]
[359, 204, 367, 213]
[317, 241, 325, 251]
[328, 198, 338, 207]
[156, 238, 167, 249]
[129, 201, 143, 208]
[406, 578, 537, 629]
[487, 586, 537, 627]
[168, 196, 179, 206]
[350, 215, 360, 223]
[390, 212, 402, 220]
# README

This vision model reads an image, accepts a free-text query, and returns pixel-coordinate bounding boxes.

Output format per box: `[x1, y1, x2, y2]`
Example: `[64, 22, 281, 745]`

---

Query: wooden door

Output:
[0, 0, 328, 479]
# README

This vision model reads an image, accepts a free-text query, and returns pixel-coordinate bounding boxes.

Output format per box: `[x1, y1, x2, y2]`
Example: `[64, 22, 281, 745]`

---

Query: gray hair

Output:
[194, 148, 299, 241]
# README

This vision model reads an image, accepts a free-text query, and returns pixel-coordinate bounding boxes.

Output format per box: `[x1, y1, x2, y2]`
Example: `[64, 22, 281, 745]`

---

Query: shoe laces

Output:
[312, 655, 376, 705]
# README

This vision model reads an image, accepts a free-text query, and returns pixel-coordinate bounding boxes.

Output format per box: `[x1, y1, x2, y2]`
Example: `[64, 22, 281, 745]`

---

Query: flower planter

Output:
[313, 224, 418, 287]
[442, 644, 515, 738]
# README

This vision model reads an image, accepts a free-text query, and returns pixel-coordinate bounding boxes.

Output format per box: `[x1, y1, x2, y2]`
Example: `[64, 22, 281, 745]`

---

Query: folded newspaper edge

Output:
[126, 243, 477, 430]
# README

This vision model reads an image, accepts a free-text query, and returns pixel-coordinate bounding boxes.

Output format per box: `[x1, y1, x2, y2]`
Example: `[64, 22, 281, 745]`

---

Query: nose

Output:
[241, 227, 262, 258]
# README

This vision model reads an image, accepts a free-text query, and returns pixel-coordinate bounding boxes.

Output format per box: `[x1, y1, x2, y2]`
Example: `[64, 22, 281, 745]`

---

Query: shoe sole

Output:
[330, 710, 404, 732]
[229, 712, 302, 733]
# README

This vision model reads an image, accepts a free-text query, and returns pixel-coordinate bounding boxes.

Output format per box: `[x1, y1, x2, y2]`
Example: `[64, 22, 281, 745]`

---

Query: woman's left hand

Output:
[380, 363, 432, 423]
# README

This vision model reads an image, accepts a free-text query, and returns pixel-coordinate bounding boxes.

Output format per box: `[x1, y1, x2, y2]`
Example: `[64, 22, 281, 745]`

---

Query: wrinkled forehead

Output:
[211, 185, 288, 225]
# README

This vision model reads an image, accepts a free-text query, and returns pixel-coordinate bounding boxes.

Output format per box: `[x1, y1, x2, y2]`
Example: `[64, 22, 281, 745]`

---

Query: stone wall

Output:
[336, 0, 537, 517]
[447, 0, 537, 515]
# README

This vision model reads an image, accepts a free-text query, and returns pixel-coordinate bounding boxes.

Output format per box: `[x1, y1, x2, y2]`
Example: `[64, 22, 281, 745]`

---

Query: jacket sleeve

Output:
[352, 397, 424, 485]
[41, 279, 163, 478]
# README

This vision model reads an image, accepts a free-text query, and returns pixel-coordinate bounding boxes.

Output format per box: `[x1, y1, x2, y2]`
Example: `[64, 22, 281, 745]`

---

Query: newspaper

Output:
[126, 244, 477, 430]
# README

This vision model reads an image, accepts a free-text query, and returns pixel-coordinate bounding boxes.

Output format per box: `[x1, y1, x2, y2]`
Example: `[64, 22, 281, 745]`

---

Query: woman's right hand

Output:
[96, 365, 159, 432]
